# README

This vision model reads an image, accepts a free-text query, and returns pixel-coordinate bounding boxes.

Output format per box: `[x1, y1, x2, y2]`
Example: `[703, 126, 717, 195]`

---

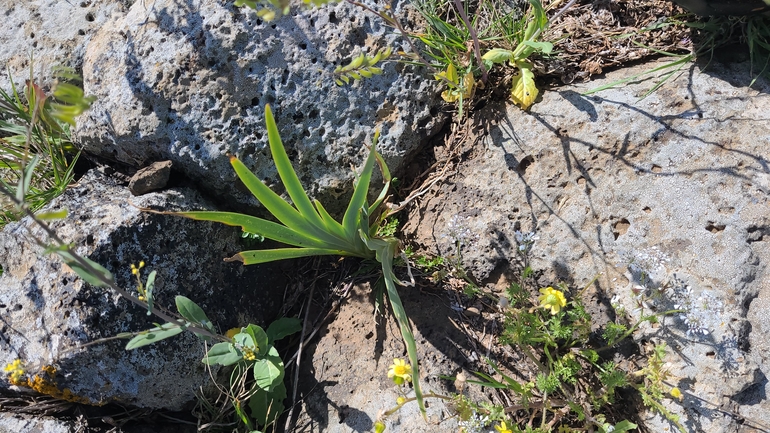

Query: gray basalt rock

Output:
[0, 0, 128, 91]
[129, 160, 173, 195]
[0, 413, 75, 433]
[404, 59, 770, 431]
[0, 170, 287, 410]
[75, 0, 445, 214]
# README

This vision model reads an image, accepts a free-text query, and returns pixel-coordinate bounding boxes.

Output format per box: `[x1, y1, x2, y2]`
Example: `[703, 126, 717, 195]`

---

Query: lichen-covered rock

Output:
[75, 0, 445, 214]
[0, 170, 288, 410]
[0, 0, 128, 91]
[404, 59, 770, 431]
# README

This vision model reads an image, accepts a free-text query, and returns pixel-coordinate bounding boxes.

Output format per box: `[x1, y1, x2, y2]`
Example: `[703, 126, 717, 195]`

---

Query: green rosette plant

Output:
[168, 104, 427, 416]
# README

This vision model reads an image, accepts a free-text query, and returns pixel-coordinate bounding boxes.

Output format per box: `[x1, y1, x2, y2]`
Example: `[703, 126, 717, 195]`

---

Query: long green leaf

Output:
[55, 250, 113, 287]
[175, 295, 213, 331]
[341, 145, 377, 243]
[360, 232, 425, 417]
[174, 210, 328, 248]
[145, 270, 156, 316]
[264, 105, 326, 231]
[313, 200, 348, 239]
[368, 140, 391, 216]
[229, 156, 314, 232]
[227, 247, 351, 265]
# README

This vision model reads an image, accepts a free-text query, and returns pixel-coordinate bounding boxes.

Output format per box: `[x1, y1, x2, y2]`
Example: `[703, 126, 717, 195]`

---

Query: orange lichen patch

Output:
[24, 365, 100, 405]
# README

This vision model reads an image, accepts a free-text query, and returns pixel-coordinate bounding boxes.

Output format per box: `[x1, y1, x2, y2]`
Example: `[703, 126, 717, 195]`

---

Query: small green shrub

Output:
[0, 66, 94, 228]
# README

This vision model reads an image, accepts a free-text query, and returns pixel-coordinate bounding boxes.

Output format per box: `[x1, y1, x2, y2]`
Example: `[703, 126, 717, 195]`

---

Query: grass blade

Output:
[582, 55, 692, 96]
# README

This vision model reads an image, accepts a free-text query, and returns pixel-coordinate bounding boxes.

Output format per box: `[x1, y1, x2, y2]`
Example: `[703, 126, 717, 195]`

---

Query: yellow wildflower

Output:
[130, 261, 145, 276]
[538, 287, 567, 315]
[387, 358, 412, 385]
[495, 420, 513, 433]
[4, 359, 25, 384]
[396, 396, 406, 405]
[670, 387, 683, 400]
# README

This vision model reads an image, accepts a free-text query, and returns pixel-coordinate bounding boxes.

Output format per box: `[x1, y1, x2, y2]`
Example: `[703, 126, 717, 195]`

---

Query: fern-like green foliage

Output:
[334, 47, 393, 86]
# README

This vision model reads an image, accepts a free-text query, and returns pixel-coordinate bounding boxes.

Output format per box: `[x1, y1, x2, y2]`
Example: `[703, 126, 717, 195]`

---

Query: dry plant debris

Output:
[544, 0, 693, 82]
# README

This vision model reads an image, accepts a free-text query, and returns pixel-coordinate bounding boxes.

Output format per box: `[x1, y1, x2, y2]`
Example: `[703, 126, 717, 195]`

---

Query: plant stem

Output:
[452, 0, 488, 83]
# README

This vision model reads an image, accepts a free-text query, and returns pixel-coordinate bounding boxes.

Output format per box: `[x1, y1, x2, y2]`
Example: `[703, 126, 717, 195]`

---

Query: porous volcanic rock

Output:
[0, 0, 128, 91]
[75, 0, 445, 214]
[404, 58, 770, 431]
[0, 170, 288, 410]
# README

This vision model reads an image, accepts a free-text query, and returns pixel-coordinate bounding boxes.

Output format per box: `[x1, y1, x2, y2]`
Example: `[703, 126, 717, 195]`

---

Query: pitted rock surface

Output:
[75, 0, 445, 214]
[0, 0, 128, 91]
[404, 58, 770, 432]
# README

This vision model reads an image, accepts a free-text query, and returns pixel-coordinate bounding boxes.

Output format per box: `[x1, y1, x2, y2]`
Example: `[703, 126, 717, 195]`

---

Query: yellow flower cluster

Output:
[130, 261, 145, 276]
[242, 347, 257, 361]
[131, 261, 147, 301]
[4, 359, 25, 385]
[4, 361, 95, 405]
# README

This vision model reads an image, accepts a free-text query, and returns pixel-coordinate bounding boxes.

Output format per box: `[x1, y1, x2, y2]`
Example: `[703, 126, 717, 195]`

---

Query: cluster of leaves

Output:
[443, 271, 690, 433]
[104, 264, 301, 432]
[433, 63, 475, 118]
[413, 0, 556, 112]
[0, 67, 95, 228]
[481, 0, 552, 110]
[202, 318, 301, 429]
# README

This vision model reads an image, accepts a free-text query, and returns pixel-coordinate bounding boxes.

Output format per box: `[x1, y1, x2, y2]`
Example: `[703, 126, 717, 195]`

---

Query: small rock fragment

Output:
[129, 161, 172, 195]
